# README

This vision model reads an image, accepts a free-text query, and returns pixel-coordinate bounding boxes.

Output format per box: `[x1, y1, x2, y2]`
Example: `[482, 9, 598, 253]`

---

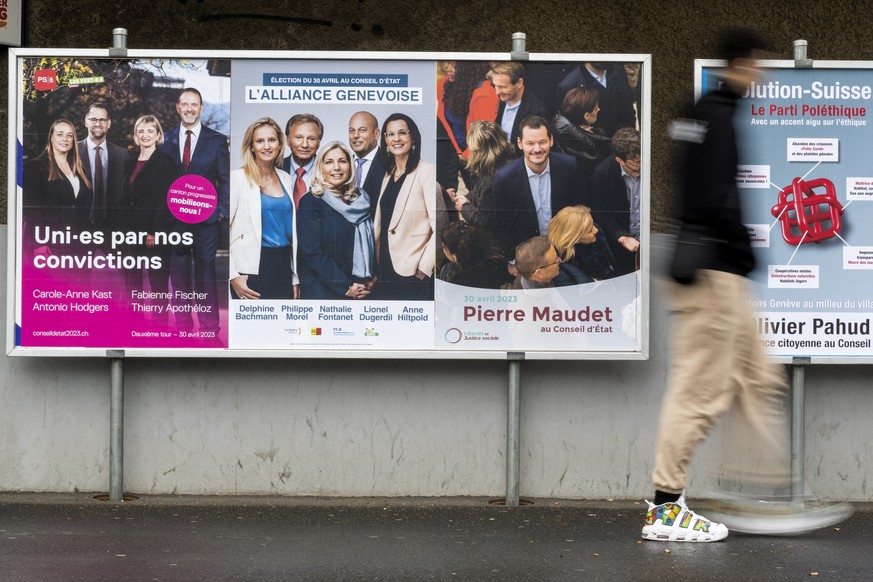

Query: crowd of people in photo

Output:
[439, 60, 643, 290]
[24, 59, 643, 306]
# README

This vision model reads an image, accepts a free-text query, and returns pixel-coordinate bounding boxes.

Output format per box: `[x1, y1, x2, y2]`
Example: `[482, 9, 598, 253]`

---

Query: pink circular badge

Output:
[166, 175, 217, 224]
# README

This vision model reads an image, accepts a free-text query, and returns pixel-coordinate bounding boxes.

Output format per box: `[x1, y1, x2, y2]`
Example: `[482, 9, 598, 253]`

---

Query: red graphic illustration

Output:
[771, 177, 844, 245]
[33, 69, 58, 91]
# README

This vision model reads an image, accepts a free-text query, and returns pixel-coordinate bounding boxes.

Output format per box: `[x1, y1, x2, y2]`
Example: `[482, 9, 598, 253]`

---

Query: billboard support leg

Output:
[790, 357, 809, 505]
[506, 352, 524, 506]
[108, 350, 125, 502]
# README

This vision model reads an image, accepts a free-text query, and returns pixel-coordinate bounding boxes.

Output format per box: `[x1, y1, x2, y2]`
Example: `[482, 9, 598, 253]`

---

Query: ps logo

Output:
[33, 69, 57, 91]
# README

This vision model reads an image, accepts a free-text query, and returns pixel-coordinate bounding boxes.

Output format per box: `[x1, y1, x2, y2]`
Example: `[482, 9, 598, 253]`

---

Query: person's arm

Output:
[416, 179, 438, 279]
[215, 132, 231, 220]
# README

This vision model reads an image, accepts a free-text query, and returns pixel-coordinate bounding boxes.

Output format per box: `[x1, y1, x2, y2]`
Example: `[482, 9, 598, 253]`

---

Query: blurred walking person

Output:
[642, 26, 849, 543]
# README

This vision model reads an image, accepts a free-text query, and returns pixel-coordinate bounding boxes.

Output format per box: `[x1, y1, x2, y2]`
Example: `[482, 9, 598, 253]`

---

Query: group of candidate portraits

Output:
[24, 59, 643, 312]
[229, 110, 436, 301]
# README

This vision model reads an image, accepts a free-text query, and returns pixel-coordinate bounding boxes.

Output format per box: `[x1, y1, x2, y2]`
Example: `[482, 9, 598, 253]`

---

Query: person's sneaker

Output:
[706, 497, 852, 535]
[641, 494, 729, 542]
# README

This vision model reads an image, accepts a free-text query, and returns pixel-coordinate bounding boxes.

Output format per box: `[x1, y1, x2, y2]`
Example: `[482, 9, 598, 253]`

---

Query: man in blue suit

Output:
[160, 87, 229, 335]
[483, 115, 583, 259]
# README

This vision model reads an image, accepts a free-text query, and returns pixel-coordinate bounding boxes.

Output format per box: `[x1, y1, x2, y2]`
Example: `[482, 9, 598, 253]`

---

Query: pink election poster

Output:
[17, 58, 231, 348]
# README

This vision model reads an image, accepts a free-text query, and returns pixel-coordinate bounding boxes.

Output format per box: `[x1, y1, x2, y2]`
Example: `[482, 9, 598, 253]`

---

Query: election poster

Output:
[699, 62, 873, 359]
[17, 57, 231, 349]
[10, 51, 649, 358]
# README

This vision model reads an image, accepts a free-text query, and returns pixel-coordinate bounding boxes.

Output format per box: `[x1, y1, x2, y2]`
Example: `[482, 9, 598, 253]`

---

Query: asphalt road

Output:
[0, 494, 870, 581]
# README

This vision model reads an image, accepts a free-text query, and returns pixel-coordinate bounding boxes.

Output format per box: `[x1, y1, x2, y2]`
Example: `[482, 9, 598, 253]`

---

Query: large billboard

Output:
[9, 50, 650, 359]
[697, 60, 873, 362]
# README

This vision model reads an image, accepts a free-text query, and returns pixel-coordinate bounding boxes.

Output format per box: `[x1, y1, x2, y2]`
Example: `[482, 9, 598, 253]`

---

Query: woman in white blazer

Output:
[373, 113, 436, 300]
[229, 117, 299, 299]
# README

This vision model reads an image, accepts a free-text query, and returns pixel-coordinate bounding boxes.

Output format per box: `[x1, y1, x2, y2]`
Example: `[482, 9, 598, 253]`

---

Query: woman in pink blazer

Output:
[373, 113, 436, 300]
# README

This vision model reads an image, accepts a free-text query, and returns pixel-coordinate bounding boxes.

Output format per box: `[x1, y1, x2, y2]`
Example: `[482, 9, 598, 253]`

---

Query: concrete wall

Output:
[3, 0, 873, 499]
[4, 229, 872, 500]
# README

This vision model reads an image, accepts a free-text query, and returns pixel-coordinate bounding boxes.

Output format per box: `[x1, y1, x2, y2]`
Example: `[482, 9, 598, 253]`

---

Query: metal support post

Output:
[790, 357, 810, 504]
[511, 32, 529, 61]
[108, 350, 125, 502]
[793, 39, 812, 69]
[506, 352, 524, 506]
[105, 26, 129, 504]
[110, 28, 128, 57]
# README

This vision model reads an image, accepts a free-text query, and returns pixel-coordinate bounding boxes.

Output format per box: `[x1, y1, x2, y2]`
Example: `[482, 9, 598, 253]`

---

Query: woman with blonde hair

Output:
[122, 115, 179, 308]
[297, 141, 376, 299]
[453, 120, 515, 228]
[229, 117, 298, 299]
[548, 205, 617, 284]
[23, 119, 93, 255]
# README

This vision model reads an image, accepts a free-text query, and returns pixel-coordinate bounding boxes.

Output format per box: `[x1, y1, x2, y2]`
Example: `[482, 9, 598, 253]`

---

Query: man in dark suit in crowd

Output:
[504, 236, 562, 289]
[489, 62, 549, 152]
[591, 127, 641, 276]
[557, 62, 636, 138]
[159, 87, 229, 335]
[347, 111, 385, 215]
[483, 115, 581, 258]
[77, 102, 126, 237]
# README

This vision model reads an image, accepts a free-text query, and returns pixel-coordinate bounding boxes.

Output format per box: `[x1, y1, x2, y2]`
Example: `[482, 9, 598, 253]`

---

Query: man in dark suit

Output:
[591, 127, 641, 276]
[557, 63, 636, 138]
[347, 111, 385, 215]
[77, 102, 127, 237]
[159, 87, 229, 334]
[282, 113, 323, 207]
[489, 62, 549, 152]
[483, 115, 582, 258]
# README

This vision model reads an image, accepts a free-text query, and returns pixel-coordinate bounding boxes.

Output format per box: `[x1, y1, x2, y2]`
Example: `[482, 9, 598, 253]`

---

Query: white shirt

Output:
[288, 156, 316, 191]
[525, 159, 552, 235]
[501, 100, 521, 142]
[178, 122, 202, 161]
[587, 66, 607, 88]
[85, 138, 108, 185]
[356, 147, 379, 189]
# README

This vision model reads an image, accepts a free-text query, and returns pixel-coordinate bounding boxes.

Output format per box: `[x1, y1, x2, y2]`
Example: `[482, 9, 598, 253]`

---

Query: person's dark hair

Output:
[514, 236, 553, 280]
[518, 115, 552, 139]
[718, 26, 770, 64]
[444, 62, 490, 120]
[611, 127, 640, 159]
[561, 87, 599, 126]
[179, 87, 203, 104]
[85, 102, 111, 119]
[441, 221, 505, 273]
[378, 112, 422, 174]
[285, 113, 325, 140]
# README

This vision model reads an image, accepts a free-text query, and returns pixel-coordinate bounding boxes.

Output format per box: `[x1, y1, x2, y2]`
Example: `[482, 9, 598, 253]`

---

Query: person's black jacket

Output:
[551, 112, 612, 176]
[675, 86, 755, 277]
